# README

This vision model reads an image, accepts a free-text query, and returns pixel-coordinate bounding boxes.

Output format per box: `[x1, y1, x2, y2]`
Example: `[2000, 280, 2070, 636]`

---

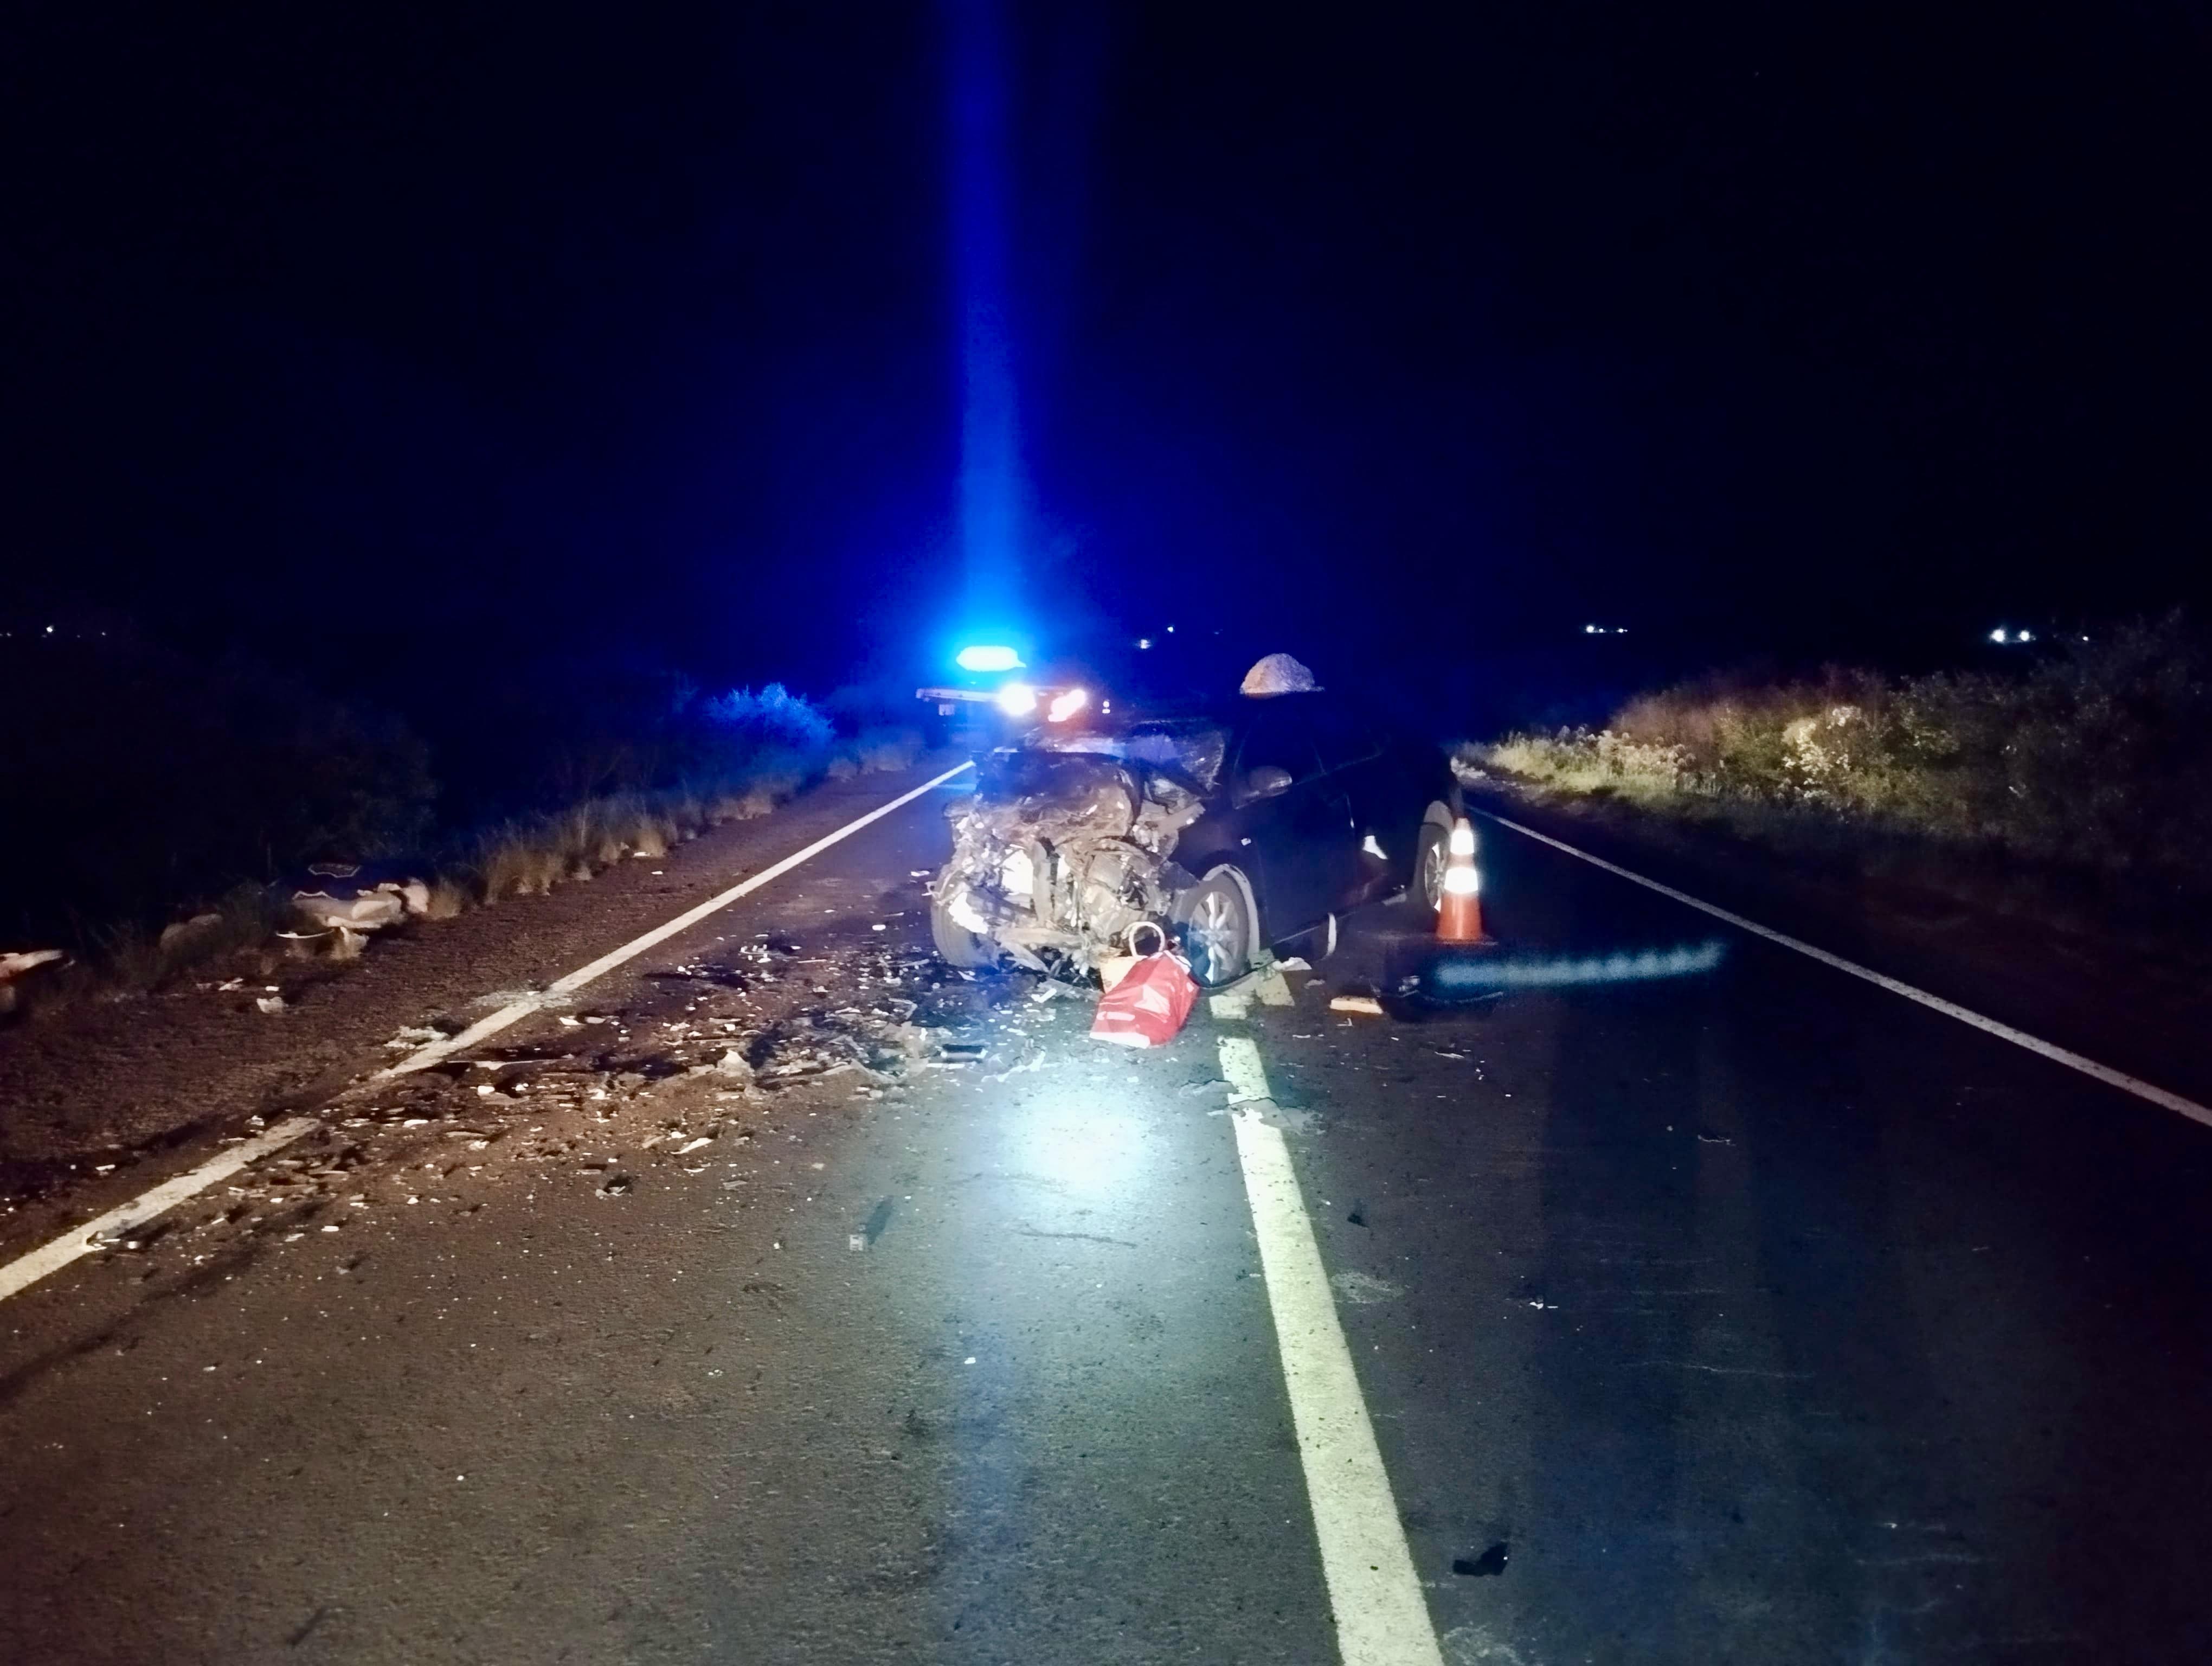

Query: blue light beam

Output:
[947, 0, 1025, 621]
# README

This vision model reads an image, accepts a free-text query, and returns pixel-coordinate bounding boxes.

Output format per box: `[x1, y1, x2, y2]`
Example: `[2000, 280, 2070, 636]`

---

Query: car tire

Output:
[1412, 810, 1453, 913]
[1174, 870, 1255, 988]
[930, 895, 998, 969]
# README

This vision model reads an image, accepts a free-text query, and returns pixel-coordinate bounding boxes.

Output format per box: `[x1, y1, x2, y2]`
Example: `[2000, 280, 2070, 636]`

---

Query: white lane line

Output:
[0, 1117, 318, 1303]
[0, 764, 974, 1305]
[378, 762, 973, 1078]
[1218, 1034, 1273, 1105]
[1220, 1036, 1443, 1666]
[1480, 809, 2212, 1130]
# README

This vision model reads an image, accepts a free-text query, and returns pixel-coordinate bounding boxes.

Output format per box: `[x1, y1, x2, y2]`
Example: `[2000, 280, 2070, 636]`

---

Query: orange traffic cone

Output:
[1435, 816, 1485, 944]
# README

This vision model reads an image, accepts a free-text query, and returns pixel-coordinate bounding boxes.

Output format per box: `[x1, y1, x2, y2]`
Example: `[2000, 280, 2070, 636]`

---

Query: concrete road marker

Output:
[1481, 809, 2212, 1131]
[1218, 1029, 1444, 1666]
[0, 764, 973, 1306]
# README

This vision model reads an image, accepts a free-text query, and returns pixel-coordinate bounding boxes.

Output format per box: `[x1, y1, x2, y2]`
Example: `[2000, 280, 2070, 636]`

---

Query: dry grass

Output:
[1472, 616, 2212, 898]
[421, 879, 469, 920]
[454, 736, 908, 906]
[5, 696, 936, 1021]
[856, 727, 924, 773]
[101, 882, 292, 991]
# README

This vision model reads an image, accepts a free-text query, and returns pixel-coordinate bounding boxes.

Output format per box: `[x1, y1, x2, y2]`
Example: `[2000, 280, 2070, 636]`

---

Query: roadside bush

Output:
[697, 683, 835, 755]
[1476, 616, 2212, 894]
[0, 635, 434, 949]
[0, 630, 926, 1000]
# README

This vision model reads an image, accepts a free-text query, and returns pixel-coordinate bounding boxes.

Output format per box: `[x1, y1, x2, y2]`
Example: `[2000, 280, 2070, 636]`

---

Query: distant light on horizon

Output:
[1989, 626, 2035, 645]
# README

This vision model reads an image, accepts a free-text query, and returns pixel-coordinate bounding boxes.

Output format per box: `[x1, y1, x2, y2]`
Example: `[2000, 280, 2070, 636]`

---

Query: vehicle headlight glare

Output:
[996, 682, 1038, 717]
[1047, 687, 1088, 723]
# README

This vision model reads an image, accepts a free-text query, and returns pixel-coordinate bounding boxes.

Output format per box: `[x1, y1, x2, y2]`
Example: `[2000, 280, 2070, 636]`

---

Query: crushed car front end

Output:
[930, 723, 1225, 977]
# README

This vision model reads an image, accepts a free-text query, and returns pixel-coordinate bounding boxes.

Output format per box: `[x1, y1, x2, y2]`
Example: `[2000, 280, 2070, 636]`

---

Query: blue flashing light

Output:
[957, 644, 1024, 673]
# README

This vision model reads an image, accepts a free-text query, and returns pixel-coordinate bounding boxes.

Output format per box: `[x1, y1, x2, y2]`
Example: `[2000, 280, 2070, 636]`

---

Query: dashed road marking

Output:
[1218, 1029, 1443, 1666]
[0, 764, 974, 1306]
[1481, 809, 2212, 1130]
[0, 1117, 318, 1304]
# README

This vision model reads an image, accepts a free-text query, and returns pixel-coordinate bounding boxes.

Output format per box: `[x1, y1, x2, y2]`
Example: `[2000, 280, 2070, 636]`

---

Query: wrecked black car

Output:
[930, 690, 1458, 986]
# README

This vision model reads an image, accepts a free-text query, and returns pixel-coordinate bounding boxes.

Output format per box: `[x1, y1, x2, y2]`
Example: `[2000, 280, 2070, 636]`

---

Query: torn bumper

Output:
[932, 748, 1205, 975]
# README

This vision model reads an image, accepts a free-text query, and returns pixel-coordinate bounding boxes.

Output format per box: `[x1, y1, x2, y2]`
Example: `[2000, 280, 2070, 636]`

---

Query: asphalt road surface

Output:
[3, 761, 2208, 1664]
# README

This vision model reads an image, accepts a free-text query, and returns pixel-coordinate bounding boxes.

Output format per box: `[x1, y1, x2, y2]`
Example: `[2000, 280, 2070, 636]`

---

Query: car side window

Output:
[1308, 696, 1383, 774]
[1234, 701, 1324, 792]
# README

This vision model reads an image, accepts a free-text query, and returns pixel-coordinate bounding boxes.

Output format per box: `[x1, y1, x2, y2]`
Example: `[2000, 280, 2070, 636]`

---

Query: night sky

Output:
[4, 1, 2206, 708]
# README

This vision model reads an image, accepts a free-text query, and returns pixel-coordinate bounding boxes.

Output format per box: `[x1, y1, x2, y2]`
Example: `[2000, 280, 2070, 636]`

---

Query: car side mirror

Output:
[1242, 765, 1294, 802]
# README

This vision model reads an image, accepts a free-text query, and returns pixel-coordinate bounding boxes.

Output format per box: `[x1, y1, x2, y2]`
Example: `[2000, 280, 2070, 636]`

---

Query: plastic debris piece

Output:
[1328, 995, 1384, 1016]
[255, 995, 287, 1015]
[1090, 953, 1199, 1048]
[1275, 956, 1312, 972]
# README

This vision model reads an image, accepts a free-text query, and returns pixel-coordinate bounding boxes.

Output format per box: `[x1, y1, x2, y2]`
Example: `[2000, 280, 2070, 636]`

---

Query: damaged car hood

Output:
[934, 725, 1220, 975]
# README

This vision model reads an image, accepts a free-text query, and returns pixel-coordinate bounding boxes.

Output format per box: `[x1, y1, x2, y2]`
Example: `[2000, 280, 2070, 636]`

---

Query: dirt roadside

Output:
[0, 759, 966, 1240]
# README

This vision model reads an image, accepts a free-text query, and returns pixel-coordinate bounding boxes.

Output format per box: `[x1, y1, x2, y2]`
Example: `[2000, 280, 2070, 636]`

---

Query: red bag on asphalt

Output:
[1089, 952, 1200, 1048]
